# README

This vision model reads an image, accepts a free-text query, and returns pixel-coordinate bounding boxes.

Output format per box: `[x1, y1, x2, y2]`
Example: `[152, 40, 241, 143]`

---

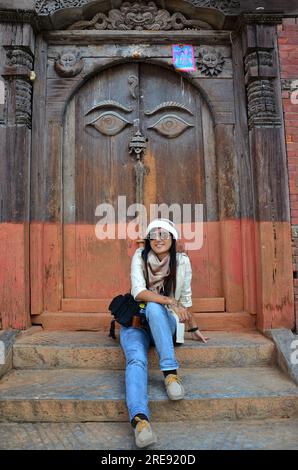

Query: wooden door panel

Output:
[140, 64, 220, 298]
[63, 64, 138, 298]
[141, 64, 205, 212]
[63, 62, 223, 302]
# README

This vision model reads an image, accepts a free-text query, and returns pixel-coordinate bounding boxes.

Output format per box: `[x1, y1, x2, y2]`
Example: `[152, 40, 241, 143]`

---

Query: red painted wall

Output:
[278, 17, 298, 331]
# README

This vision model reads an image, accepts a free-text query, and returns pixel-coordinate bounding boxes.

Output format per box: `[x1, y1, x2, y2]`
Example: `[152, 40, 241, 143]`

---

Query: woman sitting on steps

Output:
[119, 218, 210, 448]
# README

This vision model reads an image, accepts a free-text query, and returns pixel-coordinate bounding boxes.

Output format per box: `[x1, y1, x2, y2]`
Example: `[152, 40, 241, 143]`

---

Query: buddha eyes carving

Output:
[148, 114, 193, 138]
[85, 100, 194, 138]
[86, 111, 132, 136]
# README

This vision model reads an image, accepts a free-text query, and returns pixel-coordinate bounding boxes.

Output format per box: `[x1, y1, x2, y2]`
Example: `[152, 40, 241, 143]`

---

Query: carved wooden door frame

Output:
[29, 10, 295, 331]
[30, 27, 247, 318]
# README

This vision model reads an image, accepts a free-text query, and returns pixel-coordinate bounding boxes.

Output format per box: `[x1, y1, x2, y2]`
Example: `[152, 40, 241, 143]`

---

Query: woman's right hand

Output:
[170, 303, 192, 322]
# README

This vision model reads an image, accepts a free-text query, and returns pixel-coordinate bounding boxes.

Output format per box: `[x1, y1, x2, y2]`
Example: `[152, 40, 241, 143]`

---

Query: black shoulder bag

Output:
[108, 293, 141, 339]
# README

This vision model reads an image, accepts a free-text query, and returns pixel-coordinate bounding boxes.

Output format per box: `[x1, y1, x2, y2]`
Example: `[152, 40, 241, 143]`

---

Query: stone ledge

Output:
[265, 328, 298, 385]
[13, 330, 275, 370]
[0, 329, 19, 379]
[0, 366, 297, 422]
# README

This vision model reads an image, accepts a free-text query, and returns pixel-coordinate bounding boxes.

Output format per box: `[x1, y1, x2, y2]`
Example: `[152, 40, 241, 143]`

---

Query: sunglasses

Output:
[148, 230, 171, 240]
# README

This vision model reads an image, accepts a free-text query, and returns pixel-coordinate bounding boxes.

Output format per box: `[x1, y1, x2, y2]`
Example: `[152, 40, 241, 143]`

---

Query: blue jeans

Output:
[120, 301, 178, 422]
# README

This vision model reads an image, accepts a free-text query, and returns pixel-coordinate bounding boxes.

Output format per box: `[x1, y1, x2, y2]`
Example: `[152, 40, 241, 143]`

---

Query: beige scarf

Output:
[147, 249, 170, 294]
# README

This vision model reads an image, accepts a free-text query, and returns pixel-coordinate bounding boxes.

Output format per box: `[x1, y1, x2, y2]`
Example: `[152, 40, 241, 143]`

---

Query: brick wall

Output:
[278, 18, 298, 332]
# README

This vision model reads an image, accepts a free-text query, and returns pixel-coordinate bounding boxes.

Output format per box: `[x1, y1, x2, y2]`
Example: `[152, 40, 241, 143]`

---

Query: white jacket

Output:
[130, 248, 193, 343]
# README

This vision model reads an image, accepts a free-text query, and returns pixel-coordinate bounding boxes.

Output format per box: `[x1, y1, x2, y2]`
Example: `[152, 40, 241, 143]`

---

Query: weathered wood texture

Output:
[232, 32, 257, 316]
[240, 19, 294, 330]
[45, 30, 232, 45]
[61, 297, 225, 313]
[0, 22, 35, 328]
[30, 29, 262, 327]
[215, 124, 243, 312]
[61, 62, 223, 300]
[31, 311, 256, 331]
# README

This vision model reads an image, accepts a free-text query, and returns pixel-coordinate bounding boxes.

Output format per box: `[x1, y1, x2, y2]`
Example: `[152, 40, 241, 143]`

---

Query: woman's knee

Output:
[126, 356, 148, 370]
[145, 302, 167, 322]
[124, 344, 148, 368]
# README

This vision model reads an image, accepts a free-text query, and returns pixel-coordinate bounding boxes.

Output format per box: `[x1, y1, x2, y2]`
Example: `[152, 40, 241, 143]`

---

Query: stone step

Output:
[1, 417, 297, 449]
[13, 331, 276, 370]
[31, 311, 256, 331]
[0, 366, 297, 422]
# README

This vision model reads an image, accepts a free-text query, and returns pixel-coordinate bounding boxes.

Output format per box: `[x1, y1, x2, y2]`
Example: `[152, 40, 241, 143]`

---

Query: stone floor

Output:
[0, 418, 297, 450]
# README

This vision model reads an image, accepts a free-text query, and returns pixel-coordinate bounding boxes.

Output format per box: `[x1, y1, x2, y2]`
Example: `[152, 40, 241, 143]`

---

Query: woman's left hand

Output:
[191, 329, 210, 343]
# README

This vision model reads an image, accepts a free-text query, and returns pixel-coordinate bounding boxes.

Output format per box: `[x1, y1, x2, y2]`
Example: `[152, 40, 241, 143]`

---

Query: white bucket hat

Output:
[145, 218, 180, 240]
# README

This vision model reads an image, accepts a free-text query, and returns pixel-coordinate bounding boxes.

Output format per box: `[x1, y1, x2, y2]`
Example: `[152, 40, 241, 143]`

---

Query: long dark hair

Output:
[141, 235, 177, 297]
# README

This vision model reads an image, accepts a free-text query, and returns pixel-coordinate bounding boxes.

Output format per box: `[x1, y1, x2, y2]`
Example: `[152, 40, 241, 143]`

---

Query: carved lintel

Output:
[247, 79, 281, 129]
[54, 49, 84, 77]
[68, 1, 213, 31]
[35, 0, 240, 17]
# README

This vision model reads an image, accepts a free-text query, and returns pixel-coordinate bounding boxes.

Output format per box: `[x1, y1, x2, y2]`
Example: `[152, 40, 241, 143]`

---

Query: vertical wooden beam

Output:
[0, 19, 35, 328]
[239, 13, 294, 330]
[215, 123, 244, 312]
[232, 31, 258, 316]
[30, 34, 47, 315]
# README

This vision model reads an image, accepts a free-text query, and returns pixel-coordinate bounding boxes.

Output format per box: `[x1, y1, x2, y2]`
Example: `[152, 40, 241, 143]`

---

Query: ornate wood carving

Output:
[15, 80, 33, 127]
[145, 101, 193, 116]
[247, 80, 281, 129]
[54, 49, 84, 77]
[241, 17, 281, 129]
[148, 114, 194, 138]
[245, 51, 273, 70]
[238, 13, 283, 25]
[129, 129, 147, 160]
[128, 75, 139, 99]
[35, 0, 88, 15]
[244, 50, 276, 81]
[2, 46, 34, 128]
[198, 47, 225, 76]
[186, 0, 240, 14]
[6, 47, 34, 69]
[0, 9, 38, 27]
[68, 1, 213, 31]
[85, 100, 133, 115]
[35, 0, 239, 16]
[87, 111, 133, 136]
[128, 129, 148, 208]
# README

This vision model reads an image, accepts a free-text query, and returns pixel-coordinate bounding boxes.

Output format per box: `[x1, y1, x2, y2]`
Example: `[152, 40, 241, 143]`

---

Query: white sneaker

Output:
[164, 374, 185, 400]
[134, 417, 157, 448]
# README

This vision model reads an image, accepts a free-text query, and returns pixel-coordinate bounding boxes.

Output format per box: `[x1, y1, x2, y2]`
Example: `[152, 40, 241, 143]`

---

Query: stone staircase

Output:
[0, 329, 298, 449]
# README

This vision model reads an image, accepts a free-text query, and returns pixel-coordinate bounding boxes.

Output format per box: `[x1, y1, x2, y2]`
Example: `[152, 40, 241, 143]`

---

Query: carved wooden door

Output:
[63, 63, 222, 310]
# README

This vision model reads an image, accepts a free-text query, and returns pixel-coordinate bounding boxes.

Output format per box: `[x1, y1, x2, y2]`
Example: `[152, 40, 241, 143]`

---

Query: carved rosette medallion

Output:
[54, 49, 84, 77]
[198, 47, 225, 76]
